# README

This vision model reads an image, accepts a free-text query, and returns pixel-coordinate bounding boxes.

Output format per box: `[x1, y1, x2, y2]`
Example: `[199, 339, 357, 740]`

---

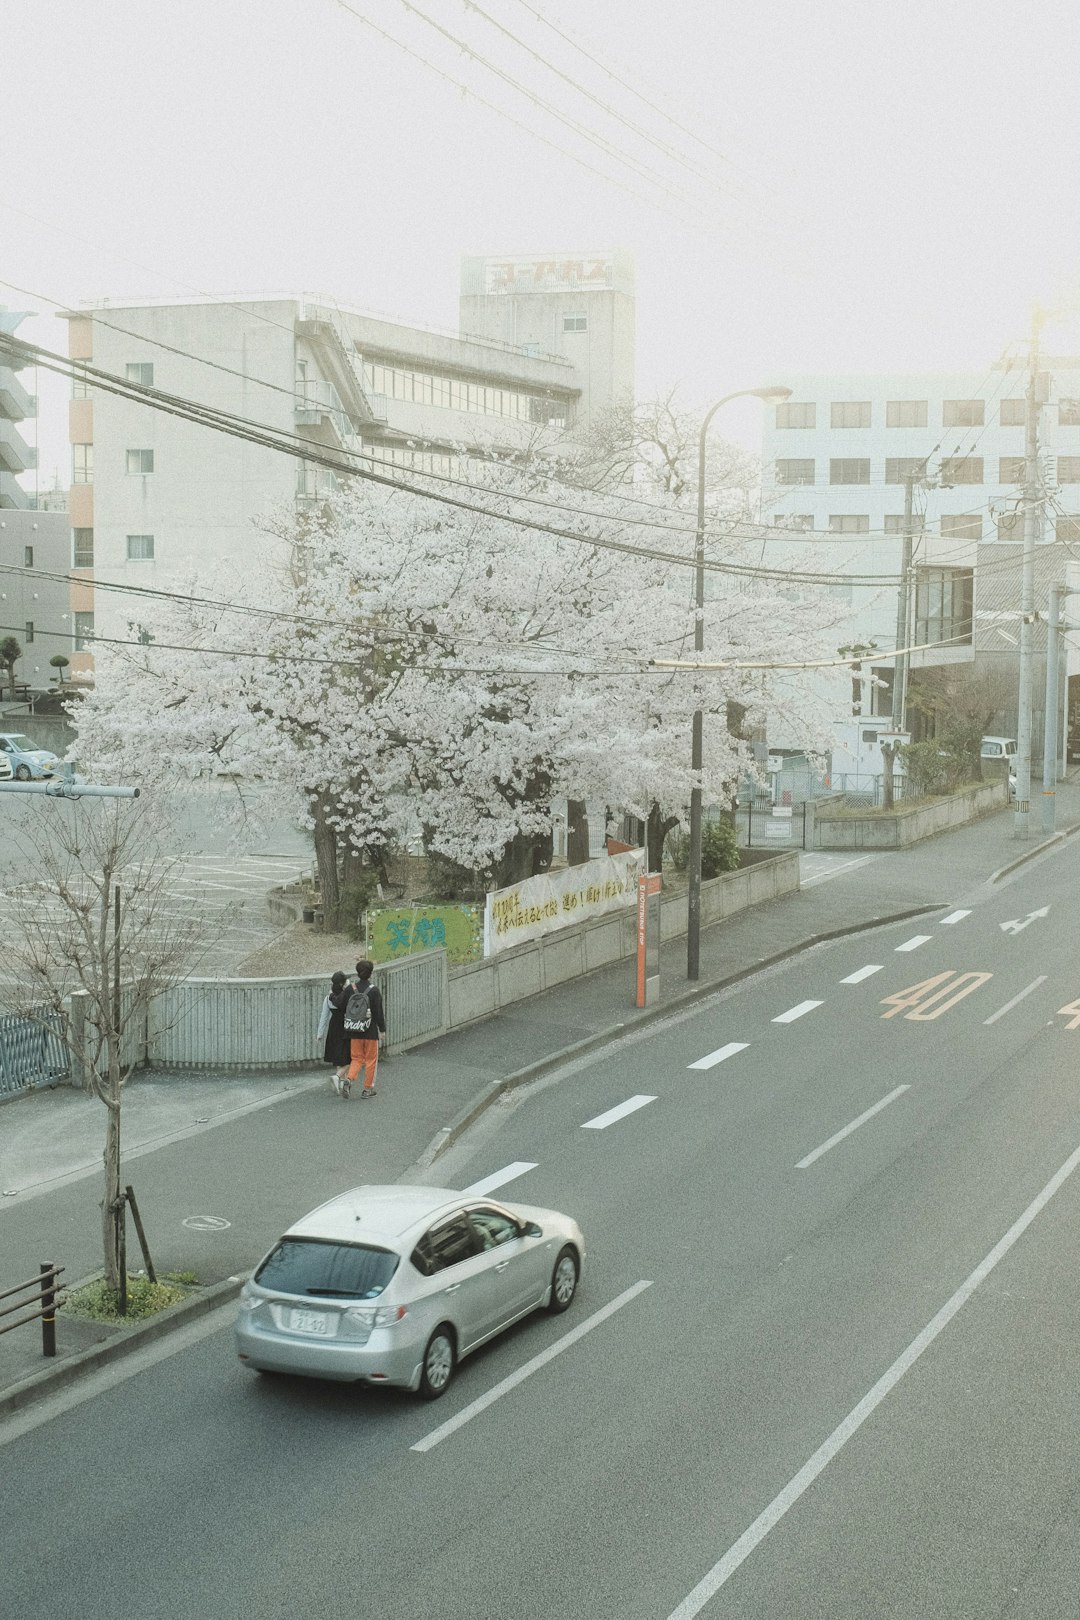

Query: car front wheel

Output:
[15, 765, 30, 781]
[419, 1325, 455, 1400]
[547, 1247, 579, 1314]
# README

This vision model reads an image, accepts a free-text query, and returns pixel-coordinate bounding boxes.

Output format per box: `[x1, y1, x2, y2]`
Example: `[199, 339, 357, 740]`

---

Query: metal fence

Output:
[0, 1007, 70, 1098]
[735, 798, 808, 851]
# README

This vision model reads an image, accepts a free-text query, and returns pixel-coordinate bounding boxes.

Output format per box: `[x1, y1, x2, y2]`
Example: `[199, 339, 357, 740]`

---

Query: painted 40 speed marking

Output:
[881, 971, 993, 1021]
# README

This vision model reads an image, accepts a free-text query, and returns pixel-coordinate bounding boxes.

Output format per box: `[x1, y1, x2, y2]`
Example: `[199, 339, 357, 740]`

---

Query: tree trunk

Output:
[880, 741, 898, 811]
[311, 793, 341, 927]
[566, 799, 590, 865]
[101, 1055, 122, 1295]
[647, 802, 678, 872]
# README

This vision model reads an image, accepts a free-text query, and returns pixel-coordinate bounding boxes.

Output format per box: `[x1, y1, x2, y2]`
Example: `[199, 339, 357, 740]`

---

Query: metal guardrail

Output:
[0, 1264, 64, 1357]
[0, 1007, 70, 1098]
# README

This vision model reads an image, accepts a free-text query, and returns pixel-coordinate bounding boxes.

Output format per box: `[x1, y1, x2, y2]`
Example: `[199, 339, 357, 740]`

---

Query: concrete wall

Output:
[447, 852, 799, 1030]
[812, 779, 1008, 849]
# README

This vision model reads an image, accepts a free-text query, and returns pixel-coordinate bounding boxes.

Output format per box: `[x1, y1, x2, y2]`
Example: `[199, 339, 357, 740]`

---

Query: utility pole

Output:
[891, 467, 919, 733]
[1014, 307, 1045, 838]
[1042, 583, 1063, 834]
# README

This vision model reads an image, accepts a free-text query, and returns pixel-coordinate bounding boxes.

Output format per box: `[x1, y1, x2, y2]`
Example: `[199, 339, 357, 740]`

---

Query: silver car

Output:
[235, 1184, 585, 1399]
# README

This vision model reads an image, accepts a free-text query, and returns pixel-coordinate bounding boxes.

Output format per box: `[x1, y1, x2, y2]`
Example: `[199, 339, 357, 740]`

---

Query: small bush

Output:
[664, 820, 740, 880]
[62, 1273, 196, 1322]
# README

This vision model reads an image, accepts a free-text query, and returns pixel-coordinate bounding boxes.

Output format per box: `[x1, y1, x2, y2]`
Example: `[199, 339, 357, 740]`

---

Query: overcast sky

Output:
[8, 0, 1080, 487]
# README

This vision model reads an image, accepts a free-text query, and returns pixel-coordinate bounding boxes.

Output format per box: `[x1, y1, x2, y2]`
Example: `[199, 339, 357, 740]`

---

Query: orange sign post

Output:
[635, 873, 662, 1008]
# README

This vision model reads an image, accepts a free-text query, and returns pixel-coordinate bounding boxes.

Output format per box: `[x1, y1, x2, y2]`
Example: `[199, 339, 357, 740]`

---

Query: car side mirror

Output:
[521, 1222, 542, 1238]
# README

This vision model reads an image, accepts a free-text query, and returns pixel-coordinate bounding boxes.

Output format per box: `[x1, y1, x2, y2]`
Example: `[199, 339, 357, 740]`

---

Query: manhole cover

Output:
[182, 1215, 232, 1232]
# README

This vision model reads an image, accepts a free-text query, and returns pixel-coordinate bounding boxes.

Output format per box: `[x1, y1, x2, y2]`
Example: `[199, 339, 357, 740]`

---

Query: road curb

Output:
[412, 901, 944, 1173]
[990, 817, 1080, 883]
[0, 1275, 244, 1422]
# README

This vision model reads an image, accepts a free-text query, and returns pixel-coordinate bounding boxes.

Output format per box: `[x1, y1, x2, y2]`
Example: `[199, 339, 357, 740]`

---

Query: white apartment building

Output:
[759, 360, 1080, 750]
[62, 254, 635, 670]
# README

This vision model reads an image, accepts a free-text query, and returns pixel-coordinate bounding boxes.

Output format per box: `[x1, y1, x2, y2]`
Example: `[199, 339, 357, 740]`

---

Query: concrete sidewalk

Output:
[2, 780, 1078, 1412]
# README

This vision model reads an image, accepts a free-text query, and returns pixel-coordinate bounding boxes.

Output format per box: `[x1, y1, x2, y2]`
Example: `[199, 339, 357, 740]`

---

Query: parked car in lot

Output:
[981, 736, 1017, 797]
[0, 752, 12, 780]
[236, 1184, 585, 1399]
[0, 732, 61, 780]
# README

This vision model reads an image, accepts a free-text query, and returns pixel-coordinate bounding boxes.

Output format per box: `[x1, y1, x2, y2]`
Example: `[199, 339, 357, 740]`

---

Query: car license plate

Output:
[288, 1308, 329, 1336]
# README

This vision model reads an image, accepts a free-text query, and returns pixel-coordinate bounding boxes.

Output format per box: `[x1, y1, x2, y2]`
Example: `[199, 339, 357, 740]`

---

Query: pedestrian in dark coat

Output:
[319, 971, 350, 1089]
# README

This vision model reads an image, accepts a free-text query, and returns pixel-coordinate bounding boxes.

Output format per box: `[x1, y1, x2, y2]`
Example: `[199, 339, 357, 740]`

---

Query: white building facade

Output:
[62, 257, 634, 669]
[759, 359, 1080, 752]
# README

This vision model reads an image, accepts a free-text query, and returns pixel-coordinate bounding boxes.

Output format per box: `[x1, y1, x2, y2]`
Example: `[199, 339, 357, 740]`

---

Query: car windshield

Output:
[4, 736, 34, 751]
[254, 1237, 399, 1299]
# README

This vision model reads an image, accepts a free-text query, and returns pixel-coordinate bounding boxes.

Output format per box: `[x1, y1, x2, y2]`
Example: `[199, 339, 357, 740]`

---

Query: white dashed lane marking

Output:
[940, 909, 971, 925]
[895, 934, 932, 952]
[582, 1095, 656, 1130]
[687, 1042, 749, 1072]
[983, 977, 1047, 1026]
[772, 1000, 823, 1024]
[462, 1162, 538, 1196]
[840, 965, 882, 984]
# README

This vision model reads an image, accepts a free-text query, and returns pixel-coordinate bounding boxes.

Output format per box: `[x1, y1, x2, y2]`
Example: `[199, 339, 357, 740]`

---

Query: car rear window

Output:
[254, 1238, 399, 1299]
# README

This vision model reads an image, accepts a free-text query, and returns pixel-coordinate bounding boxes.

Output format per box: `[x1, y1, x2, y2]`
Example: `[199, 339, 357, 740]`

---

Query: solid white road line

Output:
[895, 934, 932, 952]
[983, 976, 1047, 1026]
[800, 855, 877, 888]
[582, 1095, 656, 1130]
[666, 1135, 1080, 1619]
[688, 1042, 749, 1072]
[411, 1281, 653, 1454]
[795, 1086, 910, 1168]
[940, 909, 971, 925]
[840, 965, 883, 985]
[462, 1162, 539, 1196]
[772, 1000, 823, 1024]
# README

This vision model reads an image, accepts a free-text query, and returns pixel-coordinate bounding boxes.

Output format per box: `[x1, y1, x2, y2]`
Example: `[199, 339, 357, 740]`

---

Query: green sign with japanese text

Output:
[367, 904, 484, 967]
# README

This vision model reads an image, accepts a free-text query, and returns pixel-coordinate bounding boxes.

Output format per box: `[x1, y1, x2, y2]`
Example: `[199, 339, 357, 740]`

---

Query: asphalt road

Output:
[4, 840, 1080, 1618]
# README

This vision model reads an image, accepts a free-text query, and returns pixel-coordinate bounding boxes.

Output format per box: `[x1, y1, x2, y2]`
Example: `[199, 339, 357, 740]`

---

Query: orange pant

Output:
[347, 1037, 379, 1090]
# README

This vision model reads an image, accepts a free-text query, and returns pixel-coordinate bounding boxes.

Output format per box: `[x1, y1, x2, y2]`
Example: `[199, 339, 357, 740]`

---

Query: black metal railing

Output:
[0, 1263, 64, 1357]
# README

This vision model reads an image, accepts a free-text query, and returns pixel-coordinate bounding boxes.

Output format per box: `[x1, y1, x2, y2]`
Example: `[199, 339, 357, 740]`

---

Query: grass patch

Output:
[62, 1271, 198, 1323]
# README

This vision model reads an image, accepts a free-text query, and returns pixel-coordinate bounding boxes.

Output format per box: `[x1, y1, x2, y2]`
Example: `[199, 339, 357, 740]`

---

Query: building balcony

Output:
[0, 470, 31, 508]
[0, 364, 34, 421]
[0, 418, 35, 474]
[295, 465, 340, 506]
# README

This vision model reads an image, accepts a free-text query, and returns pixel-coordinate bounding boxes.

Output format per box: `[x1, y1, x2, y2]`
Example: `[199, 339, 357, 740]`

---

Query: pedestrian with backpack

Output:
[341, 959, 386, 1099]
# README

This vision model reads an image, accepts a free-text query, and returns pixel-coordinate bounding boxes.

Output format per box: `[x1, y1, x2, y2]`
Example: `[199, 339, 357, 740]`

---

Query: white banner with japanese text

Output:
[484, 849, 645, 957]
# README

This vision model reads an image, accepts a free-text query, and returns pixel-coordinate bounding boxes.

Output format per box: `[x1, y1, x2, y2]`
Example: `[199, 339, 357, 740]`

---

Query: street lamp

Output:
[687, 384, 792, 981]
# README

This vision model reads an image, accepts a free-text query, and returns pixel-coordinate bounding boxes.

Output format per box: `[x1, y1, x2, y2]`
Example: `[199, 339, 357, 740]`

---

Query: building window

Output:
[562, 313, 587, 333]
[886, 399, 928, 428]
[72, 367, 91, 399]
[1057, 457, 1080, 484]
[775, 514, 813, 532]
[774, 458, 815, 486]
[884, 514, 926, 534]
[776, 401, 815, 429]
[23, 545, 33, 567]
[830, 458, 871, 485]
[1060, 399, 1080, 426]
[1056, 515, 1080, 543]
[72, 444, 93, 483]
[24, 621, 34, 644]
[871, 668, 895, 716]
[940, 513, 982, 542]
[72, 528, 94, 568]
[126, 448, 154, 475]
[943, 399, 984, 427]
[125, 362, 154, 387]
[1000, 399, 1025, 426]
[996, 511, 1023, 541]
[829, 514, 870, 533]
[940, 456, 983, 484]
[885, 457, 925, 484]
[830, 401, 871, 428]
[126, 533, 155, 560]
[915, 567, 974, 646]
[997, 456, 1025, 484]
[73, 611, 95, 651]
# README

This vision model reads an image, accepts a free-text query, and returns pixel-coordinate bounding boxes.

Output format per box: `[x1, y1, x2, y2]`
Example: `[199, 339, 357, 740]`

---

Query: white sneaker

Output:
[332, 1076, 343, 1095]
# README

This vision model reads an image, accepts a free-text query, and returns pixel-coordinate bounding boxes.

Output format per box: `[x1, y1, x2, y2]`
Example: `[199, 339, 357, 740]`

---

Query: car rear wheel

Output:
[15, 765, 30, 781]
[547, 1246, 579, 1314]
[419, 1325, 455, 1400]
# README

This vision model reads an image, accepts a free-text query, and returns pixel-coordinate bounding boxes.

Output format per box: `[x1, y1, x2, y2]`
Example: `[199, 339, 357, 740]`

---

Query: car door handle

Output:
[494, 1261, 510, 1272]
[443, 1282, 461, 1294]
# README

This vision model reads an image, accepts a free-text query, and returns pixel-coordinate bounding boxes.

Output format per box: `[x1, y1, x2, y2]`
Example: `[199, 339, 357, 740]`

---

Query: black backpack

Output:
[343, 982, 372, 1035]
